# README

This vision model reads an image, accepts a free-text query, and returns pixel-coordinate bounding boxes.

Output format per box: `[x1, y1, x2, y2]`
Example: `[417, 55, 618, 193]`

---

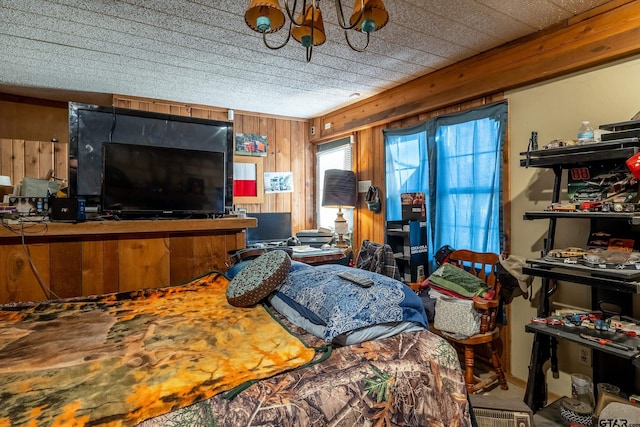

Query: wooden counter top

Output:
[0, 217, 257, 239]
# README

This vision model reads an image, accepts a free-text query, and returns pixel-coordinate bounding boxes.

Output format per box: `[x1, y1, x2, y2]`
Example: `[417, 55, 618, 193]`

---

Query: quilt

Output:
[0, 272, 316, 427]
[139, 310, 473, 427]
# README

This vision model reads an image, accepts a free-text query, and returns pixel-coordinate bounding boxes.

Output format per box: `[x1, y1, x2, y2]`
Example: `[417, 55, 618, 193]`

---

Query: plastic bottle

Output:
[577, 121, 595, 143]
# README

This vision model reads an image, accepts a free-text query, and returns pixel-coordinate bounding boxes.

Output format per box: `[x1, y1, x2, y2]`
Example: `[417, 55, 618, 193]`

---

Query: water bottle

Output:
[577, 121, 594, 143]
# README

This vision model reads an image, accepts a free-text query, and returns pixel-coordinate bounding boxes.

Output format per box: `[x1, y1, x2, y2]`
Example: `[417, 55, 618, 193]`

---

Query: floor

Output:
[474, 378, 568, 426]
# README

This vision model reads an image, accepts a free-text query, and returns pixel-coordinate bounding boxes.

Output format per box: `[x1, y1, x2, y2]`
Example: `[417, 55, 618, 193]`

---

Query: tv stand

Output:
[0, 217, 256, 304]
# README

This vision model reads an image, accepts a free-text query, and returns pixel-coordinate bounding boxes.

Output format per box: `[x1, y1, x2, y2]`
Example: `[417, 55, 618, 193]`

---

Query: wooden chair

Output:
[436, 249, 508, 394]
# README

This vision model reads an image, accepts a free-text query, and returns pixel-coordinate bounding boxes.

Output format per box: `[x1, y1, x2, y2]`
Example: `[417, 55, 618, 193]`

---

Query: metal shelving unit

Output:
[521, 138, 640, 411]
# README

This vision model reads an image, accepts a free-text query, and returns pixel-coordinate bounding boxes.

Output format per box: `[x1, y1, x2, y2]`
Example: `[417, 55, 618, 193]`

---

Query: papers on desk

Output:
[291, 246, 343, 257]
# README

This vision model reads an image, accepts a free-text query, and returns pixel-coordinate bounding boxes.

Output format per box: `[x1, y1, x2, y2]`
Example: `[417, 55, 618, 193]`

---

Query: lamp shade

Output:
[244, 0, 286, 33]
[322, 169, 357, 208]
[350, 0, 389, 33]
[291, 4, 326, 47]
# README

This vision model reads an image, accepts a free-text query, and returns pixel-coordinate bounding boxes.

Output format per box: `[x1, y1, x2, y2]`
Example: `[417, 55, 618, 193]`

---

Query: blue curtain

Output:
[383, 122, 429, 221]
[384, 102, 507, 272]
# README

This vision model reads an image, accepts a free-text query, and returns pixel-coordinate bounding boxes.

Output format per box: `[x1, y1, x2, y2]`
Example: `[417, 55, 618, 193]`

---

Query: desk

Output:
[292, 247, 351, 266]
[0, 217, 256, 303]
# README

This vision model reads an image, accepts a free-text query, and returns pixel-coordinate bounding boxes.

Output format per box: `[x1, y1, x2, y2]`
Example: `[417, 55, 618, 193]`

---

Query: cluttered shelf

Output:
[525, 322, 640, 365]
[520, 138, 640, 168]
[521, 118, 640, 413]
[523, 258, 640, 294]
[524, 210, 640, 225]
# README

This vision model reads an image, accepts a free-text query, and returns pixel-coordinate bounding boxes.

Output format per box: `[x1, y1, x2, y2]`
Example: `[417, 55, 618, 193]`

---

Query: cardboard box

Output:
[401, 192, 425, 220]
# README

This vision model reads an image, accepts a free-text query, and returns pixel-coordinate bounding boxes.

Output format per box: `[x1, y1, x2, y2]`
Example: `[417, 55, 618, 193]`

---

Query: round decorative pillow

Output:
[226, 249, 291, 307]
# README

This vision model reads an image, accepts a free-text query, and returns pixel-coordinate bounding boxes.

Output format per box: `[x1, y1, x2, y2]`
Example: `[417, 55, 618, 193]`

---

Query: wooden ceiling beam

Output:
[312, 0, 640, 141]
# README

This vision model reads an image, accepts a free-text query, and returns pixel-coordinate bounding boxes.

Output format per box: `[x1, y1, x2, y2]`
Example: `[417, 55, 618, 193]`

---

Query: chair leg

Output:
[463, 345, 475, 394]
[487, 341, 508, 390]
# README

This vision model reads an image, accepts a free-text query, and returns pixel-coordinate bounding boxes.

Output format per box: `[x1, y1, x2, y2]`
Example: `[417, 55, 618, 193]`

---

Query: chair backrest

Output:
[448, 249, 499, 287]
[355, 239, 401, 281]
[447, 249, 501, 332]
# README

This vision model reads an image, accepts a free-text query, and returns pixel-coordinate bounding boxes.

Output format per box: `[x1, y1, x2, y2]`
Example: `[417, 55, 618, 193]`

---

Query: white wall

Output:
[506, 54, 640, 399]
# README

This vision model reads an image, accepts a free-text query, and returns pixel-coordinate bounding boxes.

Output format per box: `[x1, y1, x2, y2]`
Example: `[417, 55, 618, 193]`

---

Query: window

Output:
[317, 137, 353, 230]
[383, 102, 507, 272]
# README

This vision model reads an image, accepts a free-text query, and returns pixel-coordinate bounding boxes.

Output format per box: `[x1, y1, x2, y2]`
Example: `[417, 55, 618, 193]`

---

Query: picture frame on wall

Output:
[235, 133, 267, 157]
[264, 172, 293, 193]
[233, 156, 264, 204]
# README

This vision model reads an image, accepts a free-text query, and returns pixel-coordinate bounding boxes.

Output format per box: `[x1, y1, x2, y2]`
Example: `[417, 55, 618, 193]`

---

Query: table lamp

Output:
[322, 169, 357, 248]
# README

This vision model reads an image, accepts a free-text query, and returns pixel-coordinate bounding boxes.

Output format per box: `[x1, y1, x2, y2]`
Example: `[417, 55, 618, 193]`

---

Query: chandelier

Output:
[244, 0, 389, 62]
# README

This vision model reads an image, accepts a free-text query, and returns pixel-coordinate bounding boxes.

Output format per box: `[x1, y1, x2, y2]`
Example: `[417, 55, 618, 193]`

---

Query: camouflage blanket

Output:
[0, 272, 316, 427]
[139, 311, 473, 427]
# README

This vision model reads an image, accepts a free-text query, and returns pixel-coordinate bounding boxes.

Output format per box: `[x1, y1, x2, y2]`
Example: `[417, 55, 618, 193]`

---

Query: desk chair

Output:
[440, 249, 508, 394]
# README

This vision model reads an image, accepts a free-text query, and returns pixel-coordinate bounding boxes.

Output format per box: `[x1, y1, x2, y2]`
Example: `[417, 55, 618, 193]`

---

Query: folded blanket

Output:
[427, 263, 490, 298]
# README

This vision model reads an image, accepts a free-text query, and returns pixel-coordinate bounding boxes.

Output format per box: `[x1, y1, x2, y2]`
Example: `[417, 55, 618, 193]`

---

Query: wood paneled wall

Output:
[0, 138, 68, 185]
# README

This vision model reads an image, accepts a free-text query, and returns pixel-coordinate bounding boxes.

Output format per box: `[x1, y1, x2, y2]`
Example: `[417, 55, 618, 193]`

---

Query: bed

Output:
[0, 253, 474, 427]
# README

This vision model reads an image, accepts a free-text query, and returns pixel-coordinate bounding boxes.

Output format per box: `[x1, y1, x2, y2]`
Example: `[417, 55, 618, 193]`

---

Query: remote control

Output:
[337, 271, 374, 288]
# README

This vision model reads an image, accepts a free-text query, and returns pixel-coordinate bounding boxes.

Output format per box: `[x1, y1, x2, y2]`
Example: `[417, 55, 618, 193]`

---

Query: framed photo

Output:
[264, 172, 293, 193]
[233, 156, 264, 204]
[235, 133, 267, 156]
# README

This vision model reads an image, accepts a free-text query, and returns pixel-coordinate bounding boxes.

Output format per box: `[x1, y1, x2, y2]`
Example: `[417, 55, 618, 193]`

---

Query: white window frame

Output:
[316, 136, 353, 231]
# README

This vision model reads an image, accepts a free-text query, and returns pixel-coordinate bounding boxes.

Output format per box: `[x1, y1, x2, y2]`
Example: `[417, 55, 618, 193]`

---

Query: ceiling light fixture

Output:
[244, 0, 389, 62]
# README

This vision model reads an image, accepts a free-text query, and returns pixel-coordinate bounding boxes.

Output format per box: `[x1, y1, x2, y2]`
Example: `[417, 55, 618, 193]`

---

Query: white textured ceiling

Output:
[0, 0, 614, 118]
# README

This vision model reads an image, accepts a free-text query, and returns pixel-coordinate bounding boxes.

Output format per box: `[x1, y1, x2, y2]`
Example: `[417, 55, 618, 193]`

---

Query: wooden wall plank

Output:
[118, 237, 170, 291]
[169, 233, 240, 284]
[50, 241, 82, 298]
[39, 140, 53, 179]
[169, 236, 195, 284]
[103, 240, 120, 294]
[263, 117, 277, 213]
[275, 118, 291, 214]
[54, 141, 68, 184]
[24, 140, 40, 179]
[81, 240, 106, 296]
[0, 99, 69, 143]
[0, 138, 12, 178]
[303, 123, 315, 231]
[11, 139, 25, 185]
[290, 120, 305, 233]
[0, 243, 51, 303]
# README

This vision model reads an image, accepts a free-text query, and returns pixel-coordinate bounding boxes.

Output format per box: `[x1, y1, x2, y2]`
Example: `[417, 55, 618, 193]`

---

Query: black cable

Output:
[108, 105, 117, 142]
[2, 216, 61, 300]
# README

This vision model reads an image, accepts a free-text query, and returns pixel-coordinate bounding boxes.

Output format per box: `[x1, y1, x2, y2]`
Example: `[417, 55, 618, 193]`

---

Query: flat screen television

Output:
[246, 212, 292, 245]
[102, 142, 225, 217]
[68, 102, 234, 211]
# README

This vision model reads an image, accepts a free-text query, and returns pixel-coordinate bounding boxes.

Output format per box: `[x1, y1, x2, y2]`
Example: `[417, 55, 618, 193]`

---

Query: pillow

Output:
[226, 250, 291, 307]
[273, 263, 428, 343]
[269, 293, 425, 346]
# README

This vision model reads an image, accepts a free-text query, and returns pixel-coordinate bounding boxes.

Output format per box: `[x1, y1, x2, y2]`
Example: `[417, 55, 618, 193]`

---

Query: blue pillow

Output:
[275, 263, 428, 343]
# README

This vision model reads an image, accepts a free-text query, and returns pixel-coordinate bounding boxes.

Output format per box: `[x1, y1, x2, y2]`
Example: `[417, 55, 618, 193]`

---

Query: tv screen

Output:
[68, 102, 233, 209]
[102, 142, 225, 217]
[246, 212, 292, 245]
